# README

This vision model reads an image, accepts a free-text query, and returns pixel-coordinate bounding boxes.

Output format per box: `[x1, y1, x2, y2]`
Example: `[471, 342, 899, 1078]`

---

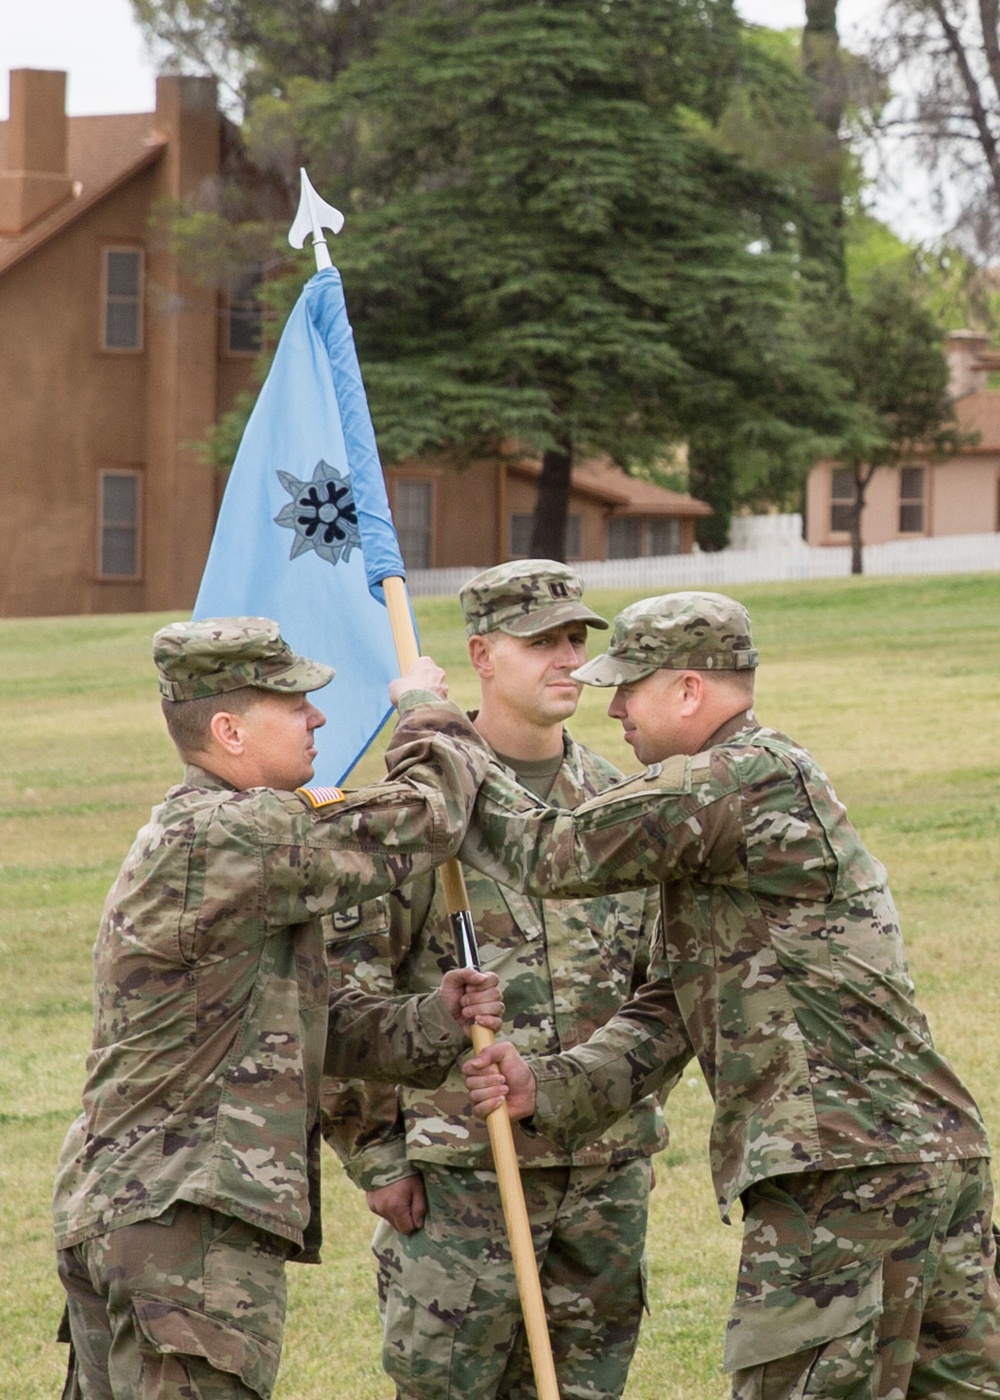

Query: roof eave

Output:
[0, 137, 166, 279]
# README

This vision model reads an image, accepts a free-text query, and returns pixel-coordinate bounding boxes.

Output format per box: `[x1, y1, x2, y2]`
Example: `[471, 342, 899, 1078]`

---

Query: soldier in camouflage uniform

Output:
[395, 591, 1000, 1399]
[322, 561, 666, 1400]
[53, 617, 504, 1400]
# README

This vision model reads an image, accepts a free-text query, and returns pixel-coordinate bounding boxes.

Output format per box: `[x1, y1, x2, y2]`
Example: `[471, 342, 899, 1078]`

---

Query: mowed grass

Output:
[1, 573, 998, 1398]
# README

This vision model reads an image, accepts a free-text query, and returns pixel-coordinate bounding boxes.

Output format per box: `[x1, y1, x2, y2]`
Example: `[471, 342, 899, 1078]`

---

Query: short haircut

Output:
[705, 668, 756, 703]
[161, 685, 266, 759]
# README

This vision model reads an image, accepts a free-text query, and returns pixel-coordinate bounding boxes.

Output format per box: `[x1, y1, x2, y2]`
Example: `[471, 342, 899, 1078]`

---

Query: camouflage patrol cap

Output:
[153, 617, 335, 701]
[573, 591, 758, 686]
[460, 559, 608, 638]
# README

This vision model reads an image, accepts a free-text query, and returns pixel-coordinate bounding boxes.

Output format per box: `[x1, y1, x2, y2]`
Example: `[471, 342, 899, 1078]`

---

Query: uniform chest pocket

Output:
[472, 889, 545, 966]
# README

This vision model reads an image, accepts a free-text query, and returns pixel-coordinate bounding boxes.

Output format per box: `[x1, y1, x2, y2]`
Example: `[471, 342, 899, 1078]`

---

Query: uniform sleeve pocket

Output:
[322, 896, 393, 992]
[722, 1256, 883, 1373]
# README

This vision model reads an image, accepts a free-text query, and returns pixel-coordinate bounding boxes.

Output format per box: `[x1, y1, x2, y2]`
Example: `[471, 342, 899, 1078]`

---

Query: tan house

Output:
[805, 331, 1000, 547]
[387, 452, 711, 571]
[0, 67, 258, 618]
[0, 66, 709, 617]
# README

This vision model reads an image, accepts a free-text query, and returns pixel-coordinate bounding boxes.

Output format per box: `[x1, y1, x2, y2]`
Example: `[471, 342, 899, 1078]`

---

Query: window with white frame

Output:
[395, 479, 433, 569]
[830, 467, 856, 533]
[98, 470, 141, 578]
[898, 466, 925, 534]
[102, 248, 143, 351]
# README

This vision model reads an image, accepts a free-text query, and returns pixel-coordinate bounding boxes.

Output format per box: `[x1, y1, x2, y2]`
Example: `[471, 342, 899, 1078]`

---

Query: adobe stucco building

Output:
[805, 331, 1000, 546]
[0, 68, 257, 617]
[0, 66, 710, 617]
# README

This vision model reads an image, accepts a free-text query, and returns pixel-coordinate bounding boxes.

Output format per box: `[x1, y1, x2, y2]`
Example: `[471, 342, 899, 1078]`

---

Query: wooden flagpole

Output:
[289, 170, 559, 1399]
[382, 582, 560, 1400]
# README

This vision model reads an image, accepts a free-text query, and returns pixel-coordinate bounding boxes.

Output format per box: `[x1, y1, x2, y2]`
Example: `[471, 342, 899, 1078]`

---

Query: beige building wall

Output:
[806, 459, 1000, 547]
[931, 458, 999, 534]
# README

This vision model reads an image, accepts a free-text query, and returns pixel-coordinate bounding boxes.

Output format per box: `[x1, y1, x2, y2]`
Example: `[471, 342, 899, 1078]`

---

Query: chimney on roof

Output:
[0, 69, 75, 235]
[946, 329, 991, 399]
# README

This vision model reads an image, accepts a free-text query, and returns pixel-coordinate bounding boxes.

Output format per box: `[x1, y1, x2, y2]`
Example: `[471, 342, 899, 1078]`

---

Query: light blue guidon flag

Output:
[193, 266, 410, 785]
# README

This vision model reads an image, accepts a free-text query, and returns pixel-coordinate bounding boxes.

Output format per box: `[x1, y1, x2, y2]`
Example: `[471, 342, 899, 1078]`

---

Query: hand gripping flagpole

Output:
[291, 170, 560, 1400]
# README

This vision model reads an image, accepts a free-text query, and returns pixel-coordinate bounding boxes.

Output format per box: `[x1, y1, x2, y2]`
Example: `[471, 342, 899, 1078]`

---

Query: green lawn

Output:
[1, 574, 998, 1398]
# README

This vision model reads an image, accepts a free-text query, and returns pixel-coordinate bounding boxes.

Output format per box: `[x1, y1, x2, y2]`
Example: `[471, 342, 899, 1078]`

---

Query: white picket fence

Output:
[405, 525, 1000, 598]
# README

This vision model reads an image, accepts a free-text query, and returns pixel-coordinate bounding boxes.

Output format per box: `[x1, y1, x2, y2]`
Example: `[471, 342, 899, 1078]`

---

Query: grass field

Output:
[1, 573, 998, 1398]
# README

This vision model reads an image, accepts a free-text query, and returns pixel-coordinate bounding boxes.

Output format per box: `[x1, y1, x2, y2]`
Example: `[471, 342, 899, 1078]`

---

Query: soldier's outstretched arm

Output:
[325, 967, 502, 1085]
[388, 693, 744, 898]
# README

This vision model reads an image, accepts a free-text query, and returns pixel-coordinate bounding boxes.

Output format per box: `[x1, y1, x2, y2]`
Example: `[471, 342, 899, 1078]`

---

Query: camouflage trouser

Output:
[726, 1158, 1000, 1400]
[56, 1204, 287, 1399]
[373, 1157, 652, 1399]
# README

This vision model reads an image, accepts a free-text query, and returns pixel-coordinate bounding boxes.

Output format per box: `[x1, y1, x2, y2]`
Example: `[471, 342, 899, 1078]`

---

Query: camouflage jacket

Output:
[322, 730, 667, 1189]
[53, 720, 490, 1262]
[390, 699, 990, 1220]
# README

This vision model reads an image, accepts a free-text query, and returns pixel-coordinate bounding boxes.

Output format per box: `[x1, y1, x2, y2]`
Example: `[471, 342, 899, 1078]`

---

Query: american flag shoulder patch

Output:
[296, 785, 345, 809]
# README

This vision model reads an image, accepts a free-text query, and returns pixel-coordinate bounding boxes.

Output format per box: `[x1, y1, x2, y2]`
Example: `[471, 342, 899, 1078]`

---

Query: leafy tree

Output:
[282, 0, 850, 558]
[141, 0, 935, 560]
[818, 274, 966, 573]
[131, 0, 397, 109]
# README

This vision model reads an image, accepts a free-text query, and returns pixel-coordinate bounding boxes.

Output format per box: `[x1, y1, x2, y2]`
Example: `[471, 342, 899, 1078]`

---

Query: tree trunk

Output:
[688, 425, 735, 552]
[802, 0, 848, 290]
[848, 465, 871, 575]
[529, 443, 573, 561]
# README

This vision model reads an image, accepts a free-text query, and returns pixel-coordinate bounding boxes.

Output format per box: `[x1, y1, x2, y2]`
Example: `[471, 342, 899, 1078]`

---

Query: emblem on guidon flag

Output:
[274, 459, 361, 565]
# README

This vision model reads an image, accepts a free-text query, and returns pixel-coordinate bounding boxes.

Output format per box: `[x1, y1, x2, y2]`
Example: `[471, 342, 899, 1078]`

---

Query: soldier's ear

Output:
[208, 708, 248, 757]
[677, 671, 704, 715]
[468, 633, 494, 679]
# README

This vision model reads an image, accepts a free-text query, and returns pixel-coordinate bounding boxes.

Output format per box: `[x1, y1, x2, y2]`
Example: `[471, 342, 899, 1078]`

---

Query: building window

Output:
[608, 517, 682, 558]
[395, 479, 433, 569]
[511, 513, 581, 558]
[98, 470, 141, 578]
[510, 513, 532, 557]
[898, 466, 925, 534]
[608, 518, 642, 559]
[228, 267, 263, 354]
[647, 518, 681, 555]
[830, 467, 856, 533]
[102, 248, 143, 350]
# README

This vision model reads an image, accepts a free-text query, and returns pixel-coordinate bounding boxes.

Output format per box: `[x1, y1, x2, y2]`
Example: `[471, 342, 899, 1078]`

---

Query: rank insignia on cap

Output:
[296, 785, 345, 809]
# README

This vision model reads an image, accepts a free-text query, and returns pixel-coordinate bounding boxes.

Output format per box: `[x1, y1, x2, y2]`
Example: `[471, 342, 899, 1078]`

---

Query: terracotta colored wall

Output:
[0, 77, 259, 618]
[0, 173, 156, 615]
[436, 462, 503, 564]
[142, 76, 223, 612]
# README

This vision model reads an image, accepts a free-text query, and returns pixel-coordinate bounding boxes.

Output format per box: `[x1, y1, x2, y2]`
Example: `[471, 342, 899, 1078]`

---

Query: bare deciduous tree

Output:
[866, 0, 1000, 257]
